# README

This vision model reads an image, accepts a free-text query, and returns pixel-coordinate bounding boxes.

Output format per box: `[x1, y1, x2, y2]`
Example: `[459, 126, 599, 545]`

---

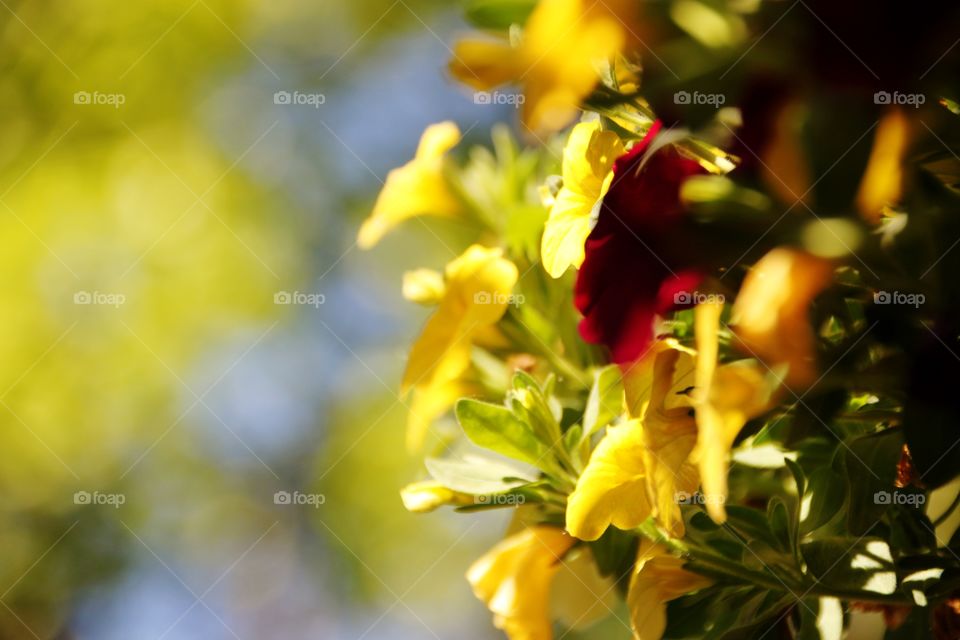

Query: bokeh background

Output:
[0, 0, 616, 637]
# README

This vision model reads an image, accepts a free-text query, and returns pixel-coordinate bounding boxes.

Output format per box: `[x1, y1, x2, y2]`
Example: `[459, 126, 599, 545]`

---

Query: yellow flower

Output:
[627, 539, 712, 640]
[693, 301, 778, 523]
[402, 268, 446, 305]
[856, 108, 911, 224]
[729, 247, 834, 389]
[400, 480, 474, 513]
[633, 345, 700, 537]
[467, 526, 574, 640]
[402, 245, 518, 450]
[566, 419, 654, 541]
[567, 341, 698, 540]
[450, 0, 628, 135]
[541, 122, 624, 278]
[357, 122, 461, 249]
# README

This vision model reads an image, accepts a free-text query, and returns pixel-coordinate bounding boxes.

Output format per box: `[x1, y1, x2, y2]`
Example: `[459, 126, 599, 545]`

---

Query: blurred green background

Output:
[0, 0, 583, 637]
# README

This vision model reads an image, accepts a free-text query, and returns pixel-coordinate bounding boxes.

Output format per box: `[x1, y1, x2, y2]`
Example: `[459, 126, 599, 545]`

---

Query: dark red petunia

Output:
[574, 121, 707, 364]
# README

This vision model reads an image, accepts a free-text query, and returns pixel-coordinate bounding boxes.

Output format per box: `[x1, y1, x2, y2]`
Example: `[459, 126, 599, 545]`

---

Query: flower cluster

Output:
[360, 0, 960, 637]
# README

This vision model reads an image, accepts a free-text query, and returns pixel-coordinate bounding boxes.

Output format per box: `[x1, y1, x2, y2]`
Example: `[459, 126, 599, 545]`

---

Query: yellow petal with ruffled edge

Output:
[401, 245, 518, 450]
[467, 526, 574, 640]
[566, 419, 654, 541]
[542, 122, 624, 278]
[628, 539, 712, 640]
[357, 122, 461, 249]
[638, 346, 700, 537]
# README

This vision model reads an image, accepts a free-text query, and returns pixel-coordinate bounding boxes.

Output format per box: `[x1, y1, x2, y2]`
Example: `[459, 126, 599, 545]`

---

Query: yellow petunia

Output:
[467, 526, 575, 640]
[357, 122, 462, 249]
[566, 419, 654, 541]
[729, 247, 834, 389]
[634, 345, 700, 537]
[628, 539, 712, 640]
[402, 245, 519, 450]
[450, 0, 629, 135]
[693, 301, 778, 523]
[541, 122, 624, 278]
[567, 341, 698, 540]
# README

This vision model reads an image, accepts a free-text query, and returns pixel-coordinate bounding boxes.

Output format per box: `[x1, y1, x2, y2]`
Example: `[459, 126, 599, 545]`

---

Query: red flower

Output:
[574, 122, 706, 364]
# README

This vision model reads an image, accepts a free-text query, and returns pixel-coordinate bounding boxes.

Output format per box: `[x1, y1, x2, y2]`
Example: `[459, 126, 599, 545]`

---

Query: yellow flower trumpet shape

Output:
[467, 526, 575, 640]
[542, 122, 624, 278]
[566, 340, 698, 540]
[628, 539, 712, 640]
[357, 122, 462, 249]
[729, 247, 834, 389]
[402, 245, 519, 450]
[693, 301, 778, 523]
[450, 0, 630, 135]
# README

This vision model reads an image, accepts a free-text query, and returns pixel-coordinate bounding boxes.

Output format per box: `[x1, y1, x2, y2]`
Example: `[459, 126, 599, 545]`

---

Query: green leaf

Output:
[786, 458, 806, 496]
[768, 498, 793, 554]
[582, 365, 623, 441]
[801, 467, 846, 534]
[456, 398, 549, 468]
[844, 429, 903, 535]
[465, 0, 537, 30]
[801, 537, 897, 595]
[425, 453, 536, 495]
[507, 371, 562, 444]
